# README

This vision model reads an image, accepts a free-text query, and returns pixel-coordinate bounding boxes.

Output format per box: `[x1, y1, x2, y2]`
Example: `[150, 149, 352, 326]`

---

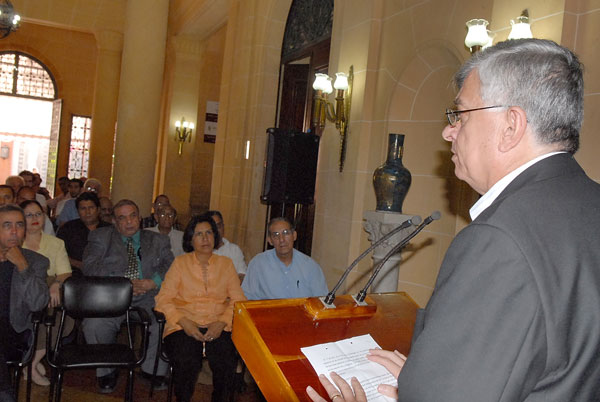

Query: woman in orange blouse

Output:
[155, 213, 246, 402]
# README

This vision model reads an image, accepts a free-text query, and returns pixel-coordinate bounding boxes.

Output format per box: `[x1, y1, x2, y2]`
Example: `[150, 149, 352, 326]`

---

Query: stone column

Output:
[363, 210, 416, 293]
[159, 36, 203, 221]
[88, 30, 123, 193]
[111, 0, 169, 214]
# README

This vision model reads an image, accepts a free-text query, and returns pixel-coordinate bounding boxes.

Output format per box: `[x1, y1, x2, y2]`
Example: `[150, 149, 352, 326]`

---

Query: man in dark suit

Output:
[82, 199, 174, 394]
[0, 204, 49, 402]
[307, 39, 600, 402]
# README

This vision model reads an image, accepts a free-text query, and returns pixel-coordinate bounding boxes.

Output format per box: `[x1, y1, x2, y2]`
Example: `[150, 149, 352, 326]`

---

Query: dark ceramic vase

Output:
[373, 133, 412, 212]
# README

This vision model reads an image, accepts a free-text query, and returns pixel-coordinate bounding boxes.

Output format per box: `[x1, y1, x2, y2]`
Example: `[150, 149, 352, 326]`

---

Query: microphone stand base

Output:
[304, 295, 377, 320]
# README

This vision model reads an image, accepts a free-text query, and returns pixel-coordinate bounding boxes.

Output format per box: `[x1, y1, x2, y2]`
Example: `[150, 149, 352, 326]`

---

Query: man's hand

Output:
[131, 279, 156, 296]
[4, 247, 28, 271]
[306, 372, 368, 402]
[178, 317, 204, 341]
[49, 281, 61, 307]
[202, 321, 226, 342]
[367, 349, 407, 398]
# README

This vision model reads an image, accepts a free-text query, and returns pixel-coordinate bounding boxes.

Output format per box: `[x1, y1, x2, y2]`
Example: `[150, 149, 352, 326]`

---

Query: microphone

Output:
[354, 211, 441, 303]
[321, 215, 422, 306]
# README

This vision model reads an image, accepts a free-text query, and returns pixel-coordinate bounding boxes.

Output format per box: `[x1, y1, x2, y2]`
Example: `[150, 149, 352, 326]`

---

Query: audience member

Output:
[17, 187, 55, 236]
[307, 39, 600, 402]
[242, 217, 328, 300]
[0, 204, 49, 402]
[207, 210, 247, 281]
[141, 194, 170, 229]
[32, 173, 50, 201]
[20, 200, 71, 387]
[82, 199, 174, 394]
[57, 192, 111, 273]
[57, 178, 100, 227]
[55, 178, 82, 220]
[46, 176, 70, 216]
[0, 185, 14, 206]
[5, 175, 24, 197]
[155, 213, 246, 402]
[98, 196, 114, 225]
[18, 170, 47, 212]
[145, 205, 184, 257]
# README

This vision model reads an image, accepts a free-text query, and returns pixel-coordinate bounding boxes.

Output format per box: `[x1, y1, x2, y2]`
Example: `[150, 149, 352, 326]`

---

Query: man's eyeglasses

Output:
[269, 229, 293, 240]
[445, 105, 506, 127]
[158, 213, 175, 219]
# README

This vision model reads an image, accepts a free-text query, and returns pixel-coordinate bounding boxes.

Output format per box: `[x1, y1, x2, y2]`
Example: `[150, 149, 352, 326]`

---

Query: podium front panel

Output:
[233, 292, 419, 401]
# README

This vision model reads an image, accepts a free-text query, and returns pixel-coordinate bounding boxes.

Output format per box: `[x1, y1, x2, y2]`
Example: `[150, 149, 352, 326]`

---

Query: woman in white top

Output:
[20, 200, 71, 386]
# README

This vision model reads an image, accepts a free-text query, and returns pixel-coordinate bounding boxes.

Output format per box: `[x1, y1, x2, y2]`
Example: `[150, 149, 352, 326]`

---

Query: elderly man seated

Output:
[145, 205, 184, 257]
[242, 217, 328, 300]
[0, 204, 49, 402]
[82, 199, 174, 394]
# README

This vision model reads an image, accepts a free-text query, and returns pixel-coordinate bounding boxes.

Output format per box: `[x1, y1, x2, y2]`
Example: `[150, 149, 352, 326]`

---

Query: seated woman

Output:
[155, 213, 246, 402]
[20, 200, 72, 386]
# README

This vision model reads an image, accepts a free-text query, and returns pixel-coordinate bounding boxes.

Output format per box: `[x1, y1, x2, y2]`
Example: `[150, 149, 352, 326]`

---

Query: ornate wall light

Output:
[508, 10, 533, 40]
[312, 65, 353, 172]
[465, 10, 533, 54]
[174, 117, 194, 156]
[465, 19, 491, 53]
[0, 0, 20, 39]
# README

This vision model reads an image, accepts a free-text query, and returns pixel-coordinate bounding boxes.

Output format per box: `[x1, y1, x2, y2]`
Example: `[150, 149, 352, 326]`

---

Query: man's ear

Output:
[292, 230, 297, 242]
[499, 106, 528, 152]
[267, 236, 274, 247]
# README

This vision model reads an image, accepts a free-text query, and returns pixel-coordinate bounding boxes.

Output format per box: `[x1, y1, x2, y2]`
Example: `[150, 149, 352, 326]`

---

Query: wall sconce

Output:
[0, 0, 20, 39]
[465, 9, 533, 54]
[312, 65, 353, 172]
[508, 10, 533, 40]
[174, 117, 194, 156]
[465, 19, 490, 53]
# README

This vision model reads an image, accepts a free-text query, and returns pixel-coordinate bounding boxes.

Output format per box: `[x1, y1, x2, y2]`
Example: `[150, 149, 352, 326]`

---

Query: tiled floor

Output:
[18, 368, 264, 402]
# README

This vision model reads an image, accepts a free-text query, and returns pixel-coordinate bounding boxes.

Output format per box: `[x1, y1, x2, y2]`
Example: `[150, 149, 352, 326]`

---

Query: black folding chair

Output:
[45, 276, 150, 402]
[6, 309, 44, 402]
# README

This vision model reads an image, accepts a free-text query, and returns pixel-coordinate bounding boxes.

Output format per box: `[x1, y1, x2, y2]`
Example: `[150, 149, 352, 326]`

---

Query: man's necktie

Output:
[125, 237, 139, 280]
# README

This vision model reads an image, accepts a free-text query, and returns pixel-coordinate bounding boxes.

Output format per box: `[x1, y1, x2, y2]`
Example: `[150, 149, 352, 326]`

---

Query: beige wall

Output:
[210, 0, 600, 308]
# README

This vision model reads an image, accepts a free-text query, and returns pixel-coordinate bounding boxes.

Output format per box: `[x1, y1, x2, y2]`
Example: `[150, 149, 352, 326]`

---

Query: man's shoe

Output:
[97, 371, 118, 394]
[140, 371, 168, 391]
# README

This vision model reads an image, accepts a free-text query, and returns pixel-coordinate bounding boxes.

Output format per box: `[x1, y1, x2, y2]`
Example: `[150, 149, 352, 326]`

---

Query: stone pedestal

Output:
[363, 210, 417, 293]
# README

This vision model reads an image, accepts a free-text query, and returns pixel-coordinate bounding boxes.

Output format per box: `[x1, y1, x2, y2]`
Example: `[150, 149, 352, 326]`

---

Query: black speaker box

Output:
[260, 128, 320, 204]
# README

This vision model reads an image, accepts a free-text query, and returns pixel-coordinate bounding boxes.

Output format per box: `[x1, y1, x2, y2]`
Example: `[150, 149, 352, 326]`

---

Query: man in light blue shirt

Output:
[242, 217, 328, 300]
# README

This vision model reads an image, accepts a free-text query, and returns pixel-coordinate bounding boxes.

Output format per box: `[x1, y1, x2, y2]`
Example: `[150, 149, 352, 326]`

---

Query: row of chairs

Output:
[9, 276, 160, 402]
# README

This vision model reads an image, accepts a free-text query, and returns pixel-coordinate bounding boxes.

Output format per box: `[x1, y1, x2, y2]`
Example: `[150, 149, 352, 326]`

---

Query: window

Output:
[0, 52, 56, 99]
[68, 115, 91, 178]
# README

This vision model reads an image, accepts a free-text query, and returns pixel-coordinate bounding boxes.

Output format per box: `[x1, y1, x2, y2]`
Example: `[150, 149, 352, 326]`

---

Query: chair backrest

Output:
[62, 276, 132, 319]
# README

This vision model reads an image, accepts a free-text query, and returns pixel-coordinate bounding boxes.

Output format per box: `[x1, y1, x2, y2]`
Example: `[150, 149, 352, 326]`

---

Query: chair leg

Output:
[167, 364, 174, 402]
[149, 351, 160, 398]
[11, 367, 20, 402]
[26, 362, 33, 402]
[54, 371, 64, 402]
[125, 369, 134, 402]
[48, 368, 55, 402]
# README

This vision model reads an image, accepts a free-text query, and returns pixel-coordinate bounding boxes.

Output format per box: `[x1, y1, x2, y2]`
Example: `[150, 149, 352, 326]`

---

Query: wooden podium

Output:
[232, 292, 419, 401]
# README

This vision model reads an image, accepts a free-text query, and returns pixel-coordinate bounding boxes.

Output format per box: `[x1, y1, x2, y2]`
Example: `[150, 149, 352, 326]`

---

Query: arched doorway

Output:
[265, 0, 333, 255]
[0, 51, 61, 194]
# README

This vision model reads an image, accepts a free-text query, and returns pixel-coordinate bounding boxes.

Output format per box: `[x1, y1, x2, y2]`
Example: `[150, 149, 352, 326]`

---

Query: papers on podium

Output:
[301, 334, 397, 402]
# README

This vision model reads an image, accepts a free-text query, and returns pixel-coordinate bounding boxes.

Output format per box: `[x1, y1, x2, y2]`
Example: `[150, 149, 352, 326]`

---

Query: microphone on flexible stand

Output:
[354, 211, 441, 303]
[320, 215, 423, 307]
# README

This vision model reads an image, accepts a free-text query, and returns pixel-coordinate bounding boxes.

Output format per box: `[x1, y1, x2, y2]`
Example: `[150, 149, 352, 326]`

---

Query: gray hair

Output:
[455, 39, 583, 154]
